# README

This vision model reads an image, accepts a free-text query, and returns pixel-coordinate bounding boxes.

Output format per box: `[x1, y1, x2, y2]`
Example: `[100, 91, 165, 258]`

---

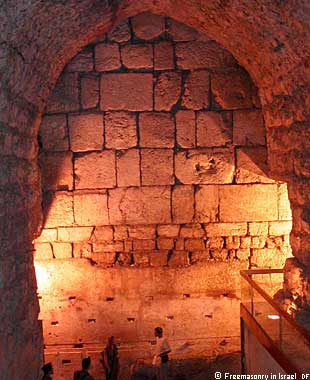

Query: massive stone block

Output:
[39, 152, 73, 191]
[172, 185, 195, 223]
[74, 191, 109, 226]
[233, 109, 265, 146]
[197, 111, 232, 147]
[116, 149, 140, 187]
[141, 149, 174, 185]
[69, 113, 104, 152]
[139, 112, 174, 148]
[176, 110, 196, 148]
[100, 73, 153, 111]
[105, 111, 137, 149]
[81, 75, 99, 109]
[43, 191, 74, 228]
[182, 70, 210, 110]
[74, 151, 116, 189]
[195, 185, 219, 222]
[109, 187, 171, 224]
[95, 42, 121, 71]
[175, 149, 235, 184]
[131, 12, 165, 40]
[154, 41, 175, 70]
[219, 184, 278, 222]
[121, 44, 153, 69]
[155, 72, 182, 111]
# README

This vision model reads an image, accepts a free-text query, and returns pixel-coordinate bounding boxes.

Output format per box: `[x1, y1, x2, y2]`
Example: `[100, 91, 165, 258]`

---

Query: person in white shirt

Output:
[152, 327, 171, 380]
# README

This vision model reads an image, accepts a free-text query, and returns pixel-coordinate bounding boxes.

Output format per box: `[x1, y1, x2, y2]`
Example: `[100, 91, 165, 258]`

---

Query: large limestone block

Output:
[205, 223, 247, 237]
[175, 148, 234, 184]
[141, 149, 174, 185]
[176, 110, 196, 148]
[74, 190, 109, 226]
[74, 151, 116, 189]
[182, 70, 210, 110]
[105, 111, 137, 149]
[176, 41, 237, 69]
[139, 112, 174, 148]
[100, 73, 153, 111]
[233, 109, 265, 146]
[43, 191, 74, 228]
[172, 185, 195, 223]
[236, 147, 274, 183]
[155, 72, 182, 111]
[131, 13, 165, 40]
[109, 187, 171, 224]
[116, 149, 140, 187]
[154, 41, 174, 70]
[95, 42, 121, 71]
[58, 227, 93, 242]
[197, 111, 232, 147]
[219, 184, 278, 222]
[69, 113, 104, 152]
[195, 185, 219, 222]
[121, 44, 153, 70]
[278, 183, 292, 220]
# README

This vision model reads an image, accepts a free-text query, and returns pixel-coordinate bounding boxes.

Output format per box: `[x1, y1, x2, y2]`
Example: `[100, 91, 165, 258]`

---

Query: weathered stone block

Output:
[58, 227, 93, 242]
[109, 187, 171, 224]
[46, 73, 79, 113]
[219, 184, 278, 222]
[176, 110, 196, 148]
[113, 225, 128, 240]
[157, 238, 174, 250]
[195, 185, 219, 223]
[128, 225, 156, 239]
[92, 252, 116, 265]
[95, 42, 121, 71]
[175, 239, 185, 250]
[251, 248, 288, 268]
[168, 251, 190, 267]
[66, 48, 94, 72]
[124, 239, 133, 252]
[116, 149, 140, 187]
[81, 75, 99, 109]
[172, 185, 195, 223]
[180, 224, 205, 238]
[108, 20, 131, 43]
[105, 111, 137, 149]
[154, 41, 174, 70]
[74, 190, 109, 226]
[233, 109, 265, 146]
[278, 183, 292, 220]
[101, 73, 153, 111]
[149, 251, 168, 267]
[121, 44, 153, 69]
[236, 147, 273, 183]
[157, 224, 180, 238]
[53, 242, 72, 259]
[117, 252, 134, 266]
[240, 237, 251, 249]
[91, 226, 114, 242]
[40, 114, 69, 152]
[184, 239, 205, 251]
[269, 221, 292, 236]
[134, 252, 150, 267]
[176, 41, 237, 69]
[248, 222, 268, 236]
[75, 151, 116, 189]
[206, 237, 224, 249]
[34, 243, 53, 260]
[133, 239, 156, 250]
[226, 236, 240, 249]
[167, 19, 198, 41]
[39, 152, 73, 191]
[251, 236, 266, 249]
[197, 111, 232, 147]
[131, 13, 165, 40]
[175, 149, 234, 184]
[73, 242, 92, 258]
[191, 250, 211, 263]
[182, 71, 210, 110]
[93, 241, 124, 252]
[34, 229, 57, 243]
[43, 191, 74, 228]
[139, 112, 174, 148]
[155, 72, 182, 111]
[141, 149, 174, 185]
[212, 70, 259, 109]
[205, 223, 247, 236]
[69, 113, 104, 152]
[236, 249, 250, 261]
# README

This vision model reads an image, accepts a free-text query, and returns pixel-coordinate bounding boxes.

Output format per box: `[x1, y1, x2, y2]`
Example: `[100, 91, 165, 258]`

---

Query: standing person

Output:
[73, 357, 94, 380]
[41, 362, 53, 380]
[101, 336, 119, 380]
[152, 327, 171, 380]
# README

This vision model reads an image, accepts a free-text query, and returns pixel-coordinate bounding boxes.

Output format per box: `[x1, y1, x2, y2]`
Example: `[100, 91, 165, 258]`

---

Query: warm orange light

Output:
[35, 263, 49, 290]
[267, 314, 280, 320]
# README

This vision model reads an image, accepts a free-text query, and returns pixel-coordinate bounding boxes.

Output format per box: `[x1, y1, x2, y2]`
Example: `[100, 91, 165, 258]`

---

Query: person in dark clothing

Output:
[41, 362, 53, 380]
[101, 336, 119, 380]
[73, 357, 94, 380]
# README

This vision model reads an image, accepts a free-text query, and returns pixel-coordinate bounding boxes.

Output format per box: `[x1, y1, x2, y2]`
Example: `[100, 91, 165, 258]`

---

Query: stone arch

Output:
[0, 1, 309, 379]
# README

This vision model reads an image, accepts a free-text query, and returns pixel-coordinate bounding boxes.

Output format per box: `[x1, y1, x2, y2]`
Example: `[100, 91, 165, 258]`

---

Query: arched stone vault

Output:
[0, 1, 309, 378]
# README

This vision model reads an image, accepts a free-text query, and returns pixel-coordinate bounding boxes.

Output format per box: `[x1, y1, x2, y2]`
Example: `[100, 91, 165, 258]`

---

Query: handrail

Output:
[240, 269, 310, 344]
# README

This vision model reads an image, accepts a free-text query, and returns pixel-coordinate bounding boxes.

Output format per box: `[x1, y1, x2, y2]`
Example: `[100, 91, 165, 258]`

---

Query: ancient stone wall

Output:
[34, 15, 292, 364]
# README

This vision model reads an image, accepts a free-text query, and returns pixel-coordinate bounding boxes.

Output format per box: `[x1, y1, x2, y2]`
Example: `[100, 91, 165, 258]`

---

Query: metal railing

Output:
[240, 269, 310, 378]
